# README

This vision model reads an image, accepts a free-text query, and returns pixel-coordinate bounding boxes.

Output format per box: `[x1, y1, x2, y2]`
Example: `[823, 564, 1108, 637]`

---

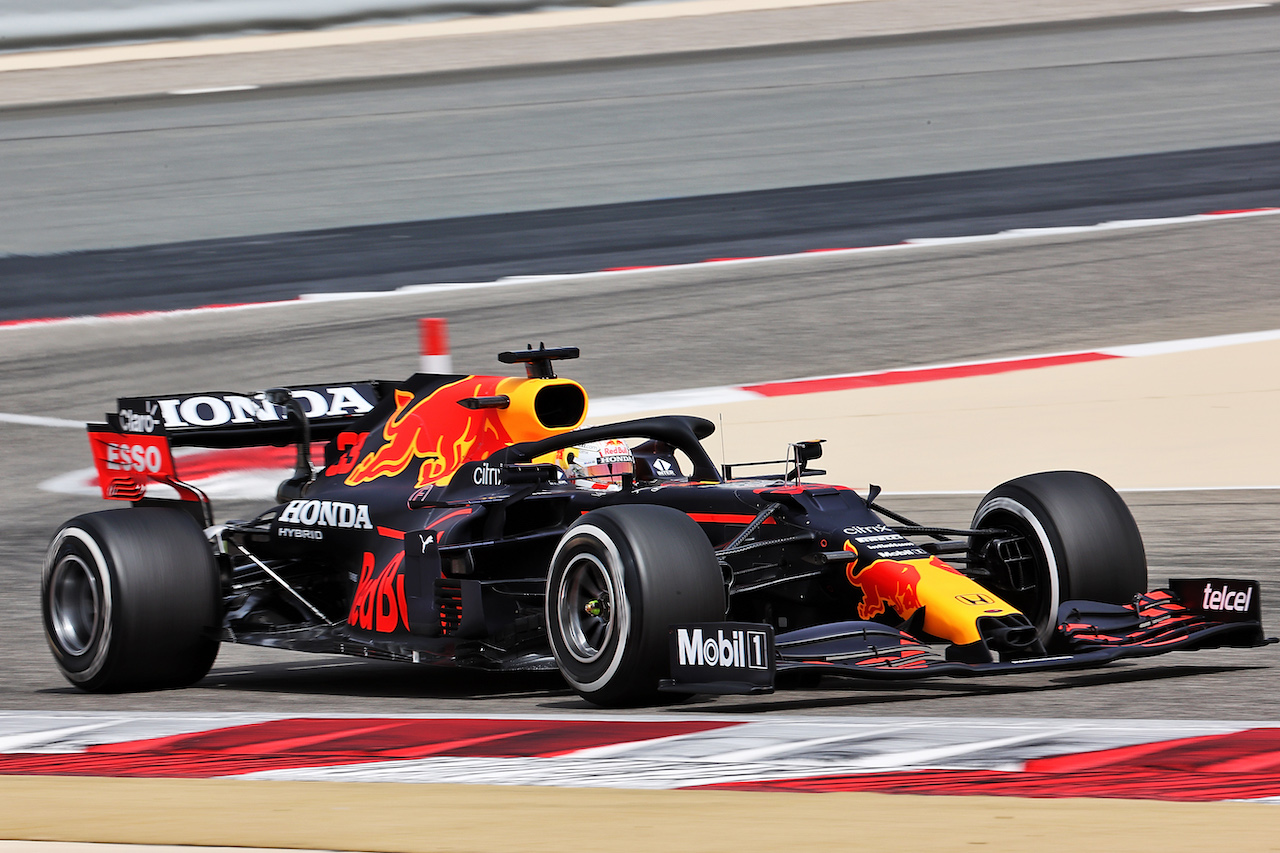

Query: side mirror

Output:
[794, 440, 824, 465]
[786, 440, 826, 481]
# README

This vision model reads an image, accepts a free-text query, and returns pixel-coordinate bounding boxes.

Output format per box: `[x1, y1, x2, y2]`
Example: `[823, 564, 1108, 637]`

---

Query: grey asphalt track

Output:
[4, 140, 1280, 320]
[1, 8, 1279, 310]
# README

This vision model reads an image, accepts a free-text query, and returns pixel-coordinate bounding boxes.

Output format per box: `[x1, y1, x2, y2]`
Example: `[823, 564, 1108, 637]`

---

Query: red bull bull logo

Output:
[847, 558, 924, 621]
[845, 547, 1010, 645]
[344, 379, 514, 488]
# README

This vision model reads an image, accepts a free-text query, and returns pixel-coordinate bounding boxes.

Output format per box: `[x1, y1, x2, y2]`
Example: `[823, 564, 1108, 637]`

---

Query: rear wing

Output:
[86, 381, 396, 506]
[110, 382, 392, 448]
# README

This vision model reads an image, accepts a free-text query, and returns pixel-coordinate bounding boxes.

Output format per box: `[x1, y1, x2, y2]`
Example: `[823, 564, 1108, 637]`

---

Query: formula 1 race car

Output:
[43, 346, 1271, 705]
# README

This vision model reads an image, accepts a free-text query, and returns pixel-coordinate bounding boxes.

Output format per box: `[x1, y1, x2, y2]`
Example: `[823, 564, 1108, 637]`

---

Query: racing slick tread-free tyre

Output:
[546, 505, 725, 707]
[42, 508, 221, 692]
[970, 471, 1147, 643]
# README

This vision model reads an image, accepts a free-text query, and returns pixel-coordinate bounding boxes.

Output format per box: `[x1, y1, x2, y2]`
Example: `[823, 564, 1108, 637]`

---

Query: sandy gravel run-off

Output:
[6, 777, 1280, 853]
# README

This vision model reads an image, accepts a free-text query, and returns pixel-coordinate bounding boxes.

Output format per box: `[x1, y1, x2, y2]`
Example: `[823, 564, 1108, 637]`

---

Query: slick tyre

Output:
[970, 471, 1147, 643]
[547, 505, 725, 707]
[42, 508, 221, 692]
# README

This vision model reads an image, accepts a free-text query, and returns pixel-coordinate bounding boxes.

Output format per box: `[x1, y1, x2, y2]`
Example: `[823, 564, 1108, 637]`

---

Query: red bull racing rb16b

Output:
[44, 346, 1271, 705]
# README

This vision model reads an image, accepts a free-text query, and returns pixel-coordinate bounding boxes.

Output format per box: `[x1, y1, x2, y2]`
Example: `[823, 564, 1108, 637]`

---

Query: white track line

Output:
[880, 486, 1280, 496]
[168, 85, 260, 95]
[1181, 3, 1271, 11]
[1101, 327, 1280, 357]
[0, 413, 85, 428]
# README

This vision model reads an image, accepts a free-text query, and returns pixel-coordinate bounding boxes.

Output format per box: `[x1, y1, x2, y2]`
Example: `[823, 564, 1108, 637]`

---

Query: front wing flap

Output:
[661, 579, 1272, 694]
[1057, 578, 1266, 651]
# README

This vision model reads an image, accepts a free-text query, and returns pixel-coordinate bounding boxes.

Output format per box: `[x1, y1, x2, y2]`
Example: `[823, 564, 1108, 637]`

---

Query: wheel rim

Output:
[974, 498, 1061, 642]
[48, 554, 102, 656]
[556, 552, 616, 664]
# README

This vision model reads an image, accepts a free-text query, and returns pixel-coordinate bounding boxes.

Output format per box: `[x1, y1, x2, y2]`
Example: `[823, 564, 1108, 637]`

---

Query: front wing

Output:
[661, 580, 1272, 695]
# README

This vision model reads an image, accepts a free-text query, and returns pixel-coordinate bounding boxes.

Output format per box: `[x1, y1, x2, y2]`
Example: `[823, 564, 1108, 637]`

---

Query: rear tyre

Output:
[970, 471, 1147, 643]
[42, 508, 221, 692]
[546, 505, 725, 707]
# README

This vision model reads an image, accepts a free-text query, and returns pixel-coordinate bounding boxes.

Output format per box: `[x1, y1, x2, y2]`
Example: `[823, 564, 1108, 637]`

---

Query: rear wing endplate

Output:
[86, 423, 185, 502]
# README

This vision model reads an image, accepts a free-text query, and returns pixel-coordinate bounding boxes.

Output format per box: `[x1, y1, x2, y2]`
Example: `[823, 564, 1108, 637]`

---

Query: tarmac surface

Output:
[3, 4, 1279, 272]
[0, 0, 1254, 102]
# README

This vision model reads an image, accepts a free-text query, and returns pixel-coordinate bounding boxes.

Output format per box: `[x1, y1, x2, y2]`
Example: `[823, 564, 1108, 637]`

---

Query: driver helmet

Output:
[562, 439, 634, 488]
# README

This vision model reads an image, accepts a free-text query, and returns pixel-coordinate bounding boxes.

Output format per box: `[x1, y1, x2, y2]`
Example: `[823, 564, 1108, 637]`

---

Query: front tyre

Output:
[43, 508, 221, 692]
[546, 505, 725, 707]
[970, 471, 1147, 644]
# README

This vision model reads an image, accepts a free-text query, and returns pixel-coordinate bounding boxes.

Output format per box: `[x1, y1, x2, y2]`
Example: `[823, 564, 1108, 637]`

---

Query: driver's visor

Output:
[580, 461, 633, 483]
